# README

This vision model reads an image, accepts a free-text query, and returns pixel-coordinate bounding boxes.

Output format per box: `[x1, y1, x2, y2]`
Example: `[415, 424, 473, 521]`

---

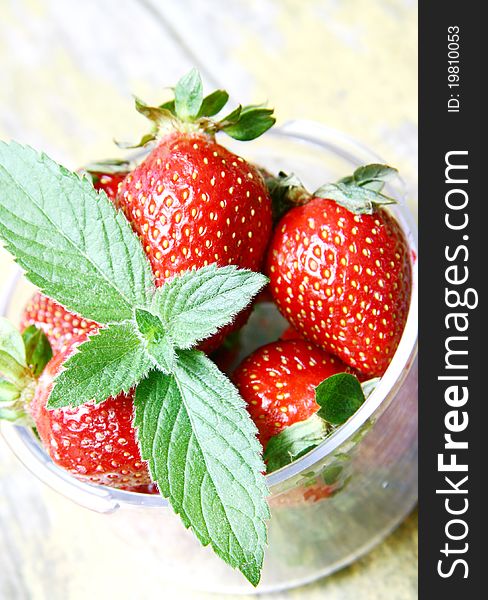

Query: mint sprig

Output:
[135, 352, 269, 586]
[0, 142, 269, 585]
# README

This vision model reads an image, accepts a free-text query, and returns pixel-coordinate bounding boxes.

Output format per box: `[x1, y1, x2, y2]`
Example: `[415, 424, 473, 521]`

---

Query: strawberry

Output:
[29, 335, 152, 490]
[279, 325, 303, 341]
[89, 168, 128, 200]
[116, 70, 274, 351]
[233, 339, 350, 448]
[21, 293, 98, 354]
[266, 165, 411, 376]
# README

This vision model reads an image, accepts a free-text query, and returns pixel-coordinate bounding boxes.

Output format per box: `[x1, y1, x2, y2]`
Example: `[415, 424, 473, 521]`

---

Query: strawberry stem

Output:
[263, 171, 312, 223]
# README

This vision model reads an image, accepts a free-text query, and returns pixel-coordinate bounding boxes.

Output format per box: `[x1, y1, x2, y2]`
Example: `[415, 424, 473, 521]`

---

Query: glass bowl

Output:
[0, 121, 418, 595]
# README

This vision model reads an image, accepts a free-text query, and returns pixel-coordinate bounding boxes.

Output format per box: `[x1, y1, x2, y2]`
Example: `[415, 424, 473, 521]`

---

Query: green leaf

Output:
[134, 351, 269, 586]
[221, 104, 242, 125]
[0, 374, 33, 424]
[48, 323, 153, 409]
[83, 158, 132, 176]
[0, 142, 155, 323]
[316, 373, 366, 425]
[22, 325, 53, 377]
[0, 351, 30, 386]
[0, 318, 26, 366]
[339, 164, 398, 192]
[159, 99, 176, 115]
[134, 308, 176, 373]
[222, 106, 276, 141]
[314, 182, 396, 215]
[0, 406, 22, 421]
[134, 97, 177, 128]
[0, 377, 20, 403]
[197, 90, 229, 117]
[264, 171, 311, 222]
[174, 68, 204, 120]
[264, 414, 329, 473]
[152, 265, 268, 349]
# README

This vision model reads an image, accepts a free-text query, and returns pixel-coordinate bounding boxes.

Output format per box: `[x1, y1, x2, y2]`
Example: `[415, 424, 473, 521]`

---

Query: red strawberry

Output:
[115, 71, 275, 351]
[21, 293, 98, 354]
[266, 173, 411, 376]
[279, 325, 303, 341]
[90, 169, 128, 200]
[233, 339, 350, 448]
[29, 336, 151, 490]
[117, 133, 272, 350]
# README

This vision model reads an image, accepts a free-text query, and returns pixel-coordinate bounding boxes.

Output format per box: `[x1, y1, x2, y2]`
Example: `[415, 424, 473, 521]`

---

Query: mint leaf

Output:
[152, 265, 268, 349]
[316, 373, 366, 425]
[0, 318, 26, 366]
[22, 325, 53, 377]
[134, 308, 176, 373]
[264, 414, 329, 473]
[0, 142, 155, 323]
[48, 323, 153, 409]
[198, 90, 229, 117]
[174, 68, 204, 120]
[134, 350, 269, 586]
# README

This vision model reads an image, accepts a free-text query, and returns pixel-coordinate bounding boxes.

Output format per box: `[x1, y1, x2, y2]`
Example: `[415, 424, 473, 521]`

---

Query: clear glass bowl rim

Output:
[0, 120, 418, 512]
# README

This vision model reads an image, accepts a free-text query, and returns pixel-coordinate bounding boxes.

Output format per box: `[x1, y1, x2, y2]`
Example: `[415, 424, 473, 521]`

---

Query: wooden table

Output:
[0, 1, 418, 598]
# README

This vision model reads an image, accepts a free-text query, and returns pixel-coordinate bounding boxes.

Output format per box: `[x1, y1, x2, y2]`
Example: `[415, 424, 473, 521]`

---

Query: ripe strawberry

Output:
[21, 293, 98, 354]
[279, 325, 303, 341]
[233, 339, 350, 448]
[116, 71, 274, 351]
[29, 335, 151, 490]
[266, 167, 411, 376]
[118, 134, 272, 350]
[90, 169, 128, 200]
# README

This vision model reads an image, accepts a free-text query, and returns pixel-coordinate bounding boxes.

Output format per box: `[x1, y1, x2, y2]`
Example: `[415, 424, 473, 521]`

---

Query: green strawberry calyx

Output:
[118, 68, 276, 148]
[263, 374, 380, 473]
[0, 319, 52, 424]
[265, 164, 399, 218]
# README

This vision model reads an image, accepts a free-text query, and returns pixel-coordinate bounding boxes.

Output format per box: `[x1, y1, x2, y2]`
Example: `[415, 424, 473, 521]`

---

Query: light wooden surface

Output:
[0, 1, 418, 598]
